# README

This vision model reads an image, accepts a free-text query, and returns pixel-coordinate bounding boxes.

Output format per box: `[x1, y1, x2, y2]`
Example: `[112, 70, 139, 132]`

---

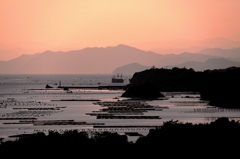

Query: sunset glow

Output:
[1, 0, 240, 60]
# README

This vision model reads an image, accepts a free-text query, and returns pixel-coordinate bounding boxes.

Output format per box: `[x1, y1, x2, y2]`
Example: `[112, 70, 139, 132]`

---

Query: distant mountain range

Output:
[196, 48, 240, 58]
[165, 58, 240, 71]
[112, 63, 150, 74]
[150, 38, 240, 54]
[112, 58, 240, 74]
[0, 44, 239, 74]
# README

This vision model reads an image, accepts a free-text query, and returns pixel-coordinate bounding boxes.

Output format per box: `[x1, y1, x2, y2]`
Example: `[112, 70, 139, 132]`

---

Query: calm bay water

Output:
[0, 74, 240, 142]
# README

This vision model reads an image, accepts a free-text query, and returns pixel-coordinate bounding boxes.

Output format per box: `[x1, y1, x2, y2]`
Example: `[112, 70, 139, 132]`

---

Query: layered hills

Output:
[0, 44, 239, 74]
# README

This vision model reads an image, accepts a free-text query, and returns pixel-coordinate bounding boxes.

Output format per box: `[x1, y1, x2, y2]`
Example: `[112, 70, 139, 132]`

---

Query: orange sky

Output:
[1, 0, 240, 57]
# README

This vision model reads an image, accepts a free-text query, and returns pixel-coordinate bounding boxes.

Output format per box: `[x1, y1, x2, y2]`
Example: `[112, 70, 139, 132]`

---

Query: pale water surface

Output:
[0, 74, 239, 142]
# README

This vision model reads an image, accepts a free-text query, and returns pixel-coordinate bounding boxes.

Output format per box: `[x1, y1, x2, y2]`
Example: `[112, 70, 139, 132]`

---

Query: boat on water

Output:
[112, 73, 124, 83]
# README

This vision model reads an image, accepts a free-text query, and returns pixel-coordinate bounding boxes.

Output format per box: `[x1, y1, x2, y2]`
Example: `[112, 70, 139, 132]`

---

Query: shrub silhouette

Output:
[1, 117, 239, 157]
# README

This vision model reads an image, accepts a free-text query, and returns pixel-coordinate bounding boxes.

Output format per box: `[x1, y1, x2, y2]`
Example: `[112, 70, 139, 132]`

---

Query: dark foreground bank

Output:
[0, 117, 239, 157]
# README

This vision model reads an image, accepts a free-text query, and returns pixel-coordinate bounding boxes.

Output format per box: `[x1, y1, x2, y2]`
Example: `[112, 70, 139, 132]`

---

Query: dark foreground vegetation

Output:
[1, 117, 239, 156]
[122, 67, 240, 108]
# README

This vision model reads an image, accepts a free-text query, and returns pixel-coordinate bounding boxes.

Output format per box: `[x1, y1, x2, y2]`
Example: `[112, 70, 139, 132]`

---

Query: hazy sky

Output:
[1, 0, 240, 55]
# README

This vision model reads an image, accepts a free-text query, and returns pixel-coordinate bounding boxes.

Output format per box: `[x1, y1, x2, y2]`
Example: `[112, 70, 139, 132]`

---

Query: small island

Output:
[121, 82, 165, 99]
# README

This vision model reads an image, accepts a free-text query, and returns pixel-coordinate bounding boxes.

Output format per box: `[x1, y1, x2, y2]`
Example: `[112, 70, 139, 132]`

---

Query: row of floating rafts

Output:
[94, 101, 150, 106]
[177, 103, 209, 106]
[100, 107, 161, 111]
[28, 95, 81, 98]
[100, 108, 135, 111]
[95, 102, 160, 108]
[51, 99, 100, 101]
[89, 100, 162, 119]
[93, 125, 161, 128]
[101, 105, 163, 109]
[1, 118, 37, 120]
[33, 127, 152, 133]
[13, 107, 60, 110]
[100, 103, 152, 107]
[5, 120, 105, 125]
[134, 108, 163, 111]
[96, 115, 161, 119]
[86, 112, 144, 116]
[27, 94, 111, 99]
[93, 110, 146, 113]
[169, 101, 209, 106]
[87, 102, 164, 120]
[35, 92, 119, 95]
[0, 100, 54, 107]
[183, 108, 240, 113]
[0, 110, 60, 118]
[33, 120, 88, 125]
[175, 103, 204, 106]
[169, 101, 209, 103]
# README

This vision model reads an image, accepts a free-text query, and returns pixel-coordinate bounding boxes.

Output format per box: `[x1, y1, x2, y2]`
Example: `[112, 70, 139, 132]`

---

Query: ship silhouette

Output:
[112, 73, 124, 83]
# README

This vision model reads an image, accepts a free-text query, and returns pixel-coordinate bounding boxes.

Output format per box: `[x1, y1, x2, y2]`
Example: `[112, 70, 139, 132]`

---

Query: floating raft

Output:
[96, 115, 161, 119]
[95, 101, 150, 106]
[170, 101, 209, 106]
[101, 108, 162, 111]
[0, 118, 37, 120]
[3, 120, 105, 125]
[94, 101, 163, 111]
[0, 100, 54, 107]
[51, 99, 100, 101]
[93, 125, 161, 128]
[92, 110, 145, 113]
[13, 107, 60, 110]
[86, 112, 143, 116]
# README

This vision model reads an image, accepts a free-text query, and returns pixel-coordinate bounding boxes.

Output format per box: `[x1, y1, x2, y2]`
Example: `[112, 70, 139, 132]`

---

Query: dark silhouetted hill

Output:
[200, 67, 240, 108]
[127, 67, 201, 92]
[0, 117, 239, 157]
[123, 67, 240, 108]
[135, 117, 240, 156]
[121, 82, 165, 98]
